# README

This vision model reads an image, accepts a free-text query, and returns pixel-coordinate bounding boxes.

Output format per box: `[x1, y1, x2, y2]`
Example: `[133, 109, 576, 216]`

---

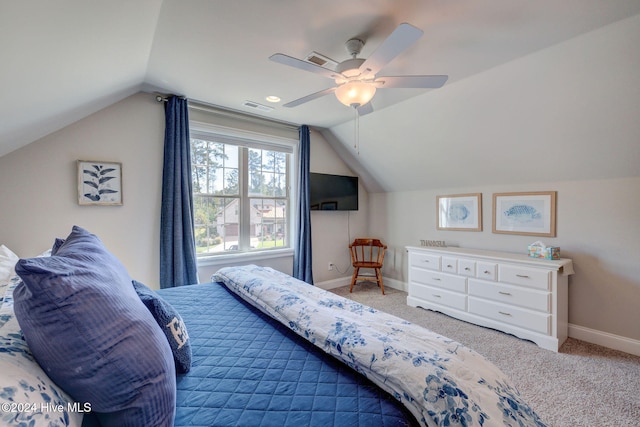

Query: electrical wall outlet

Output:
[328, 262, 334, 271]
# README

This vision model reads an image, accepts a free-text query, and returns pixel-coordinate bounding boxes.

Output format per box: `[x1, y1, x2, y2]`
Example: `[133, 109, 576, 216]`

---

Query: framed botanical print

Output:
[77, 160, 123, 206]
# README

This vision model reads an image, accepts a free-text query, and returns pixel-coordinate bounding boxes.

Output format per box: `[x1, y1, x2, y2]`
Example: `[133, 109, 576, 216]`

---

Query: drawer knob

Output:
[499, 311, 512, 316]
[498, 291, 512, 296]
[483, 270, 491, 274]
[433, 277, 441, 281]
[516, 274, 530, 278]
[464, 267, 471, 271]
[433, 294, 442, 298]
[447, 264, 453, 268]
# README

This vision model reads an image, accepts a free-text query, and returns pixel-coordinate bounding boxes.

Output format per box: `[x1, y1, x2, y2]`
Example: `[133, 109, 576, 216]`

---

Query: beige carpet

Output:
[330, 282, 640, 427]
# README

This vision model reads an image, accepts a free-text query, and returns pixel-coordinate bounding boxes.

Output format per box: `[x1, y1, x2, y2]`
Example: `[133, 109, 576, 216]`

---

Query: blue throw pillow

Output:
[13, 226, 176, 427]
[51, 237, 65, 255]
[133, 280, 192, 373]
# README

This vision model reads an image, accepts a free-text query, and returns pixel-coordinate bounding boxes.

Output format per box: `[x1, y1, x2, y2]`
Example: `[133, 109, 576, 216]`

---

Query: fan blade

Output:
[359, 23, 423, 77]
[270, 53, 340, 79]
[374, 75, 448, 88]
[283, 86, 337, 108]
[357, 102, 374, 116]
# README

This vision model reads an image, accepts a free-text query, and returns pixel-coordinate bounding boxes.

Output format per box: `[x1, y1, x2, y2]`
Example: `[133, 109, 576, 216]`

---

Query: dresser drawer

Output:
[499, 265, 550, 290]
[412, 269, 466, 293]
[411, 284, 467, 311]
[468, 279, 550, 312]
[476, 262, 497, 281]
[468, 297, 550, 335]
[410, 252, 441, 271]
[458, 259, 476, 277]
[441, 257, 458, 273]
[406, 246, 573, 352]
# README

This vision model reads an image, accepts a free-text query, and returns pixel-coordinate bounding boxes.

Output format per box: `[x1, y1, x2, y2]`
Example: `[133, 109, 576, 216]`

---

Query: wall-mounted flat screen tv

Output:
[309, 173, 358, 211]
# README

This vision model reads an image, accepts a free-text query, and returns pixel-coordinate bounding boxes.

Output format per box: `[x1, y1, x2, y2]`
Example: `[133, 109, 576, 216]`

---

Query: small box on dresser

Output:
[406, 246, 574, 352]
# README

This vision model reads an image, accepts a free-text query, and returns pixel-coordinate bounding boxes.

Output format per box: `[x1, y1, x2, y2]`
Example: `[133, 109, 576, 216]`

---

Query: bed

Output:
[1, 228, 547, 427]
[158, 279, 416, 427]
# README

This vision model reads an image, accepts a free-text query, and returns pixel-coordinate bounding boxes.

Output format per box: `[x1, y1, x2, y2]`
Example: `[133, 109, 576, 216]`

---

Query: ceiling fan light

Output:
[335, 81, 376, 108]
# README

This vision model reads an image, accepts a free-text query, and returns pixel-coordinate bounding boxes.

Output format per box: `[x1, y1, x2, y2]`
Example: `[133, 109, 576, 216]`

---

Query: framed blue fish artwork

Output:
[492, 191, 556, 236]
[77, 160, 123, 206]
[436, 193, 482, 231]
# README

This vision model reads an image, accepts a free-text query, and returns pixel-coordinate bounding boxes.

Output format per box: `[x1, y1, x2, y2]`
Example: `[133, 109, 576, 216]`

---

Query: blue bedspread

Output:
[157, 281, 417, 427]
[213, 265, 547, 427]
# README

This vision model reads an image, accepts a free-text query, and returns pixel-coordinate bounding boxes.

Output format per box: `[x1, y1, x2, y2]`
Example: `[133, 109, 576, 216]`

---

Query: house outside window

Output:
[190, 123, 294, 258]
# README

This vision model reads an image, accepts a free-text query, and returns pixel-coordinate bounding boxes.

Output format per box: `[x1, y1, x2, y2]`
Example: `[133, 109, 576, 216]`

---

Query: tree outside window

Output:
[191, 137, 289, 256]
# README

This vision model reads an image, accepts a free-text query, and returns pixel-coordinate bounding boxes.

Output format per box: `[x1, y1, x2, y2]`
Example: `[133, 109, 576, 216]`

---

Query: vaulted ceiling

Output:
[2, 1, 639, 191]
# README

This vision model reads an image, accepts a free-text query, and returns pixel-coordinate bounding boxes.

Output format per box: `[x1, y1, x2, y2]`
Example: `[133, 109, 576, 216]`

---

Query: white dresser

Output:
[406, 246, 574, 352]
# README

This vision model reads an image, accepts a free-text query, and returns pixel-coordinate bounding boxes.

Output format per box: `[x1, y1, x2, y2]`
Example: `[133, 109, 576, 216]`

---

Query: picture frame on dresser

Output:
[77, 160, 123, 206]
[436, 193, 482, 231]
[492, 191, 556, 237]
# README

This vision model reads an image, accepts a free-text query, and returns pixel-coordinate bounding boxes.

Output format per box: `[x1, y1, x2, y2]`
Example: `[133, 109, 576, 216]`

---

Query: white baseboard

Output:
[568, 324, 640, 357]
[315, 276, 408, 292]
[382, 277, 408, 292]
[315, 277, 350, 290]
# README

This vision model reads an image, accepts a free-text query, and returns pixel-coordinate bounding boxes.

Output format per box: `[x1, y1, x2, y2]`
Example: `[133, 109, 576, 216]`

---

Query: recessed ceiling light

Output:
[265, 95, 281, 103]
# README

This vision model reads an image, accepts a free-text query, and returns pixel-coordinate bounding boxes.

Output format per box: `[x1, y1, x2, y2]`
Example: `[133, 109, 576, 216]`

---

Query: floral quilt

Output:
[0, 275, 82, 427]
[213, 265, 546, 427]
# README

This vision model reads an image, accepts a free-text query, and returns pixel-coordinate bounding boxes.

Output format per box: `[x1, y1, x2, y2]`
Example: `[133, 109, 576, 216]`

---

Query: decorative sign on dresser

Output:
[406, 246, 574, 352]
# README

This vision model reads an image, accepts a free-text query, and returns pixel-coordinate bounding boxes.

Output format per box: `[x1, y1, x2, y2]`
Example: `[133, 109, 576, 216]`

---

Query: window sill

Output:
[196, 248, 294, 268]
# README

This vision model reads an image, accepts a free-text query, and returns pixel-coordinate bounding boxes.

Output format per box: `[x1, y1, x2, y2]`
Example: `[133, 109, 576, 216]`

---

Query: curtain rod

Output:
[155, 94, 300, 131]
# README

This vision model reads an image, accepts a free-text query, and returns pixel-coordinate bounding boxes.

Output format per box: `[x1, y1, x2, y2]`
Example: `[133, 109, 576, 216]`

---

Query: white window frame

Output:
[190, 121, 297, 266]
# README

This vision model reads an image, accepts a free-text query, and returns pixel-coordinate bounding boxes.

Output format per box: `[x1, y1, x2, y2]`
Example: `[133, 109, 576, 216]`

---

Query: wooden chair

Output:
[349, 238, 387, 295]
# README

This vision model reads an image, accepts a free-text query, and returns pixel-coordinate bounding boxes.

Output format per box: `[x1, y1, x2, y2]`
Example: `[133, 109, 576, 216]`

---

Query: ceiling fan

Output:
[269, 23, 448, 115]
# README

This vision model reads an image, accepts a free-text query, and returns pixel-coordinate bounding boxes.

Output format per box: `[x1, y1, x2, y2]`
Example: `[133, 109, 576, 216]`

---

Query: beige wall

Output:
[0, 93, 165, 286]
[309, 128, 369, 284]
[369, 177, 640, 344]
[0, 93, 360, 289]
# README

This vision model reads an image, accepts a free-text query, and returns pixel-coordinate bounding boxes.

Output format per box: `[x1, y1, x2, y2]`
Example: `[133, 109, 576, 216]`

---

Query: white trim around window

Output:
[190, 120, 299, 264]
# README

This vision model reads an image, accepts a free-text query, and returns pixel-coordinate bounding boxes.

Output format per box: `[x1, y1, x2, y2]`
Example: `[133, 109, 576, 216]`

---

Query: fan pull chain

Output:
[353, 107, 360, 155]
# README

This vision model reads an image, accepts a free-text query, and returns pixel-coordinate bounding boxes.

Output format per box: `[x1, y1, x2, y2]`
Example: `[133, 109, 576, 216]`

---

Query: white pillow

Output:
[0, 309, 83, 427]
[0, 245, 19, 281]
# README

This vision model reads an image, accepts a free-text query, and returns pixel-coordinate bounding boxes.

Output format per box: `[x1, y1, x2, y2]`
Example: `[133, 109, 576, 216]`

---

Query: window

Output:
[190, 127, 293, 257]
